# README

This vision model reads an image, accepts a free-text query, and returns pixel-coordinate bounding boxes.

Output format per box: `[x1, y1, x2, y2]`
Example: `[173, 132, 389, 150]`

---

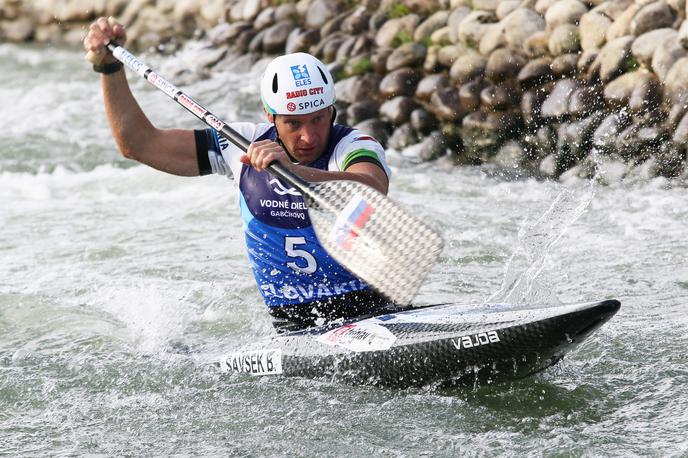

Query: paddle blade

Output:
[307, 180, 443, 306]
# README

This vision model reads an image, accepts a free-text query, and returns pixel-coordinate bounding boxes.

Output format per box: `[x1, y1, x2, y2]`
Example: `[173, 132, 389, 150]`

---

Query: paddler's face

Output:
[268, 107, 332, 165]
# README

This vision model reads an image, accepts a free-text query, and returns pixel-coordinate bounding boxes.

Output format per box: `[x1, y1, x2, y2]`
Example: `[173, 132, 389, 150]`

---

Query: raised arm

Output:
[84, 17, 198, 177]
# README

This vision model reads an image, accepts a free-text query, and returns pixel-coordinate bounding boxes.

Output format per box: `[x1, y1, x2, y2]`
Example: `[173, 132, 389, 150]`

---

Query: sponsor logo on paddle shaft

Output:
[451, 330, 500, 350]
[177, 93, 206, 119]
[318, 322, 396, 352]
[114, 48, 145, 74]
[148, 72, 178, 98]
[290, 64, 311, 87]
[222, 348, 283, 375]
[329, 194, 374, 251]
[205, 114, 224, 131]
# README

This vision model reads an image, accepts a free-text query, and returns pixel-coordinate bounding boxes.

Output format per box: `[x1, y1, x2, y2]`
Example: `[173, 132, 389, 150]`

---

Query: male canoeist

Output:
[84, 17, 395, 331]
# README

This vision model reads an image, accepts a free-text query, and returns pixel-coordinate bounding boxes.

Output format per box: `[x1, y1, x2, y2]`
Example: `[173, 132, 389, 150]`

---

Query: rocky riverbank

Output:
[3, 0, 688, 181]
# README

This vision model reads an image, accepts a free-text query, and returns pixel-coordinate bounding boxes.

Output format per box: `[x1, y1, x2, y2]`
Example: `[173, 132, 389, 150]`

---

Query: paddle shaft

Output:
[105, 43, 313, 198]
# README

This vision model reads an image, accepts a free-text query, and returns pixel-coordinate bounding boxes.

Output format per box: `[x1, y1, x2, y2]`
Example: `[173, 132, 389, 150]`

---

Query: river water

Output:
[1, 43, 687, 455]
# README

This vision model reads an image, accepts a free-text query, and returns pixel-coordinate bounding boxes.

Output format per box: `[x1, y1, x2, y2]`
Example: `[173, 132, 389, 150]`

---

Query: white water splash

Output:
[487, 183, 595, 305]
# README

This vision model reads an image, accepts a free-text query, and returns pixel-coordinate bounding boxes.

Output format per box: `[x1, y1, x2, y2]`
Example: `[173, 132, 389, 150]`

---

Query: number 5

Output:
[285, 236, 317, 274]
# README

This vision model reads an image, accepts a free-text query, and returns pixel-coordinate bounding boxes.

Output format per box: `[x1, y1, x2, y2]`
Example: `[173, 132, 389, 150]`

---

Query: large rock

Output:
[379, 67, 421, 98]
[501, 8, 546, 49]
[523, 31, 550, 57]
[459, 79, 489, 112]
[458, 10, 498, 47]
[430, 26, 451, 45]
[678, 19, 688, 48]
[592, 111, 632, 152]
[346, 100, 380, 126]
[540, 78, 582, 120]
[632, 28, 677, 68]
[551, 53, 579, 78]
[437, 44, 471, 67]
[354, 119, 391, 147]
[414, 10, 450, 42]
[1, 18, 33, 41]
[410, 109, 439, 134]
[518, 57, 554, 89]
[450, 53, 487, 84]
[334, 73, 382, 104]
[549, 24, 581, 55]
[630, 1, 676, 36]
[375, 14, 421, 47]
[665, 57, 688, 103]
[379, 96, 421, 126]
[388, 123, 420, 150]
[652, 43, 688, 82]
[521, 89, 548, 126]
[306, 0, 343, 28]
[462, 110, 521, 158]
[253, 7, 276, 31]
[480, 83, 517, 110]
[415, 73, 450, 101]
[485, 48, 526, 83]
[479, 24, 507, 55]
[262, 21, 294, 53]
[569, 86, 604, 118]
[544, 0, 588, 29]
[286, 28, 320, 54]
[605, 3, 642, 41]
[591, 35, 635, 83]
[430, 87, 467, 121]
[386, 42, 427, 70]
[448, 6, 472, 44]
[496, 0, 521, 20]
[341, 7, 371, 35]
[603, 70, 655, 107]
[579, 12, 612, 51]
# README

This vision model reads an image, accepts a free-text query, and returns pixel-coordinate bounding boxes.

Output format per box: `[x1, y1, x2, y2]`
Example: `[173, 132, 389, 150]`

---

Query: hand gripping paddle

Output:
[95, 43, 444, 306]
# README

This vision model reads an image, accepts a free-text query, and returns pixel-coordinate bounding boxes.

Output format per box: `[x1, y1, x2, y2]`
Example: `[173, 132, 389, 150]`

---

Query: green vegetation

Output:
[348, 56, 372, 75]
[624, 55, 640, 72]
[388, 4, 411, 18]
[391, 30, 413, 48]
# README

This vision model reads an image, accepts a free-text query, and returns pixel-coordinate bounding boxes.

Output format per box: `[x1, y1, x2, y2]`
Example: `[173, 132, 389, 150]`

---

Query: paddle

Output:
[89, 43, 444, 306]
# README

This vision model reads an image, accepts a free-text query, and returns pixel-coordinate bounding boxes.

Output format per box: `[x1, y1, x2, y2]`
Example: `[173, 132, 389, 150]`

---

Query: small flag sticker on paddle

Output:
[331, 194, 374, 251]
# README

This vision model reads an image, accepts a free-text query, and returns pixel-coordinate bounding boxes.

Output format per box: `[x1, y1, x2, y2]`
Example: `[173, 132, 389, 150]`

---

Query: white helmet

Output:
[260, 53, 336, 116]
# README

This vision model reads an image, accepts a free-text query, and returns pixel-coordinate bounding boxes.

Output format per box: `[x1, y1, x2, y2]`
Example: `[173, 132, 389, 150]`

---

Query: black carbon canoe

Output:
[219, 299, 620, 388]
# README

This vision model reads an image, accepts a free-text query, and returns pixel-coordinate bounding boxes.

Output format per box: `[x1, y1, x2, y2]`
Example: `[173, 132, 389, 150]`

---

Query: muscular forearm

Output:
[101, 71, 156, 159]
[288, 163, 389, 195]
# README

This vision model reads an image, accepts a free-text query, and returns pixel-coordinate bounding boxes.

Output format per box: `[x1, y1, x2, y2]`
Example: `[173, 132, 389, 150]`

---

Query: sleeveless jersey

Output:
[195, 123, 391, 308]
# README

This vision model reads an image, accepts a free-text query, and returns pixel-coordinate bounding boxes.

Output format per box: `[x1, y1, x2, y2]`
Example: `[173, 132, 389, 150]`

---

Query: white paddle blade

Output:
[308, 180, 443, 306]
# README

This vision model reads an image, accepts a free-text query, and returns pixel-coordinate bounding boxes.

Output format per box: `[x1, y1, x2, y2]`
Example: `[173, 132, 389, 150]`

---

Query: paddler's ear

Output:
[265, 110, 275, 124]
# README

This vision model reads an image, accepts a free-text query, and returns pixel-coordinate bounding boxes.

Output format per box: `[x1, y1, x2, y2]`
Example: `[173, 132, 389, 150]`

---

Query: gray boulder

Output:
[379, 67, 421, 98]
[415, 73, 450, 101]
[544, 0, 588, 29]
[630, 1, 676, 36]
[458, 11, 498, 47]
[414, 10, 450, 42]
[579, 12, 612, 51]
[502, 8, 546, 50]
[485, 48, 526, 83]
[430, 87, 467, 121]
[375, 14, 421, 47]
[450, 53, 487, 84]
[386, 42, 427, 71]
[632, 28, 677, 68]
[518, 57, 554, 89]
[540, 78, 582, 120]
[379, 96, 421, 126]
[549, 24, 581, 56]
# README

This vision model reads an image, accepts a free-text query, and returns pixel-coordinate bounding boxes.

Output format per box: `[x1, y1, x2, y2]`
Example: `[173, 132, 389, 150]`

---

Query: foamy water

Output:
[1, 43, 687, 455]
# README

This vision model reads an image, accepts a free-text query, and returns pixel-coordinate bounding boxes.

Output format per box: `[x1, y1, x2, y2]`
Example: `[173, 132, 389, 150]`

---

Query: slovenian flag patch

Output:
[331, 194, 374, 251]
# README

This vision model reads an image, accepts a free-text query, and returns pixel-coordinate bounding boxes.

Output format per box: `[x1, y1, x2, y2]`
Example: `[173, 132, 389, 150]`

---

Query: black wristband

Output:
[93, 61, 123, 74]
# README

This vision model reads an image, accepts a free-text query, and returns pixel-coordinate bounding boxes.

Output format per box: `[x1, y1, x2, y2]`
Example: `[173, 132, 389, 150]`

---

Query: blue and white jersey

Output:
[195, 123, 391, 308]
